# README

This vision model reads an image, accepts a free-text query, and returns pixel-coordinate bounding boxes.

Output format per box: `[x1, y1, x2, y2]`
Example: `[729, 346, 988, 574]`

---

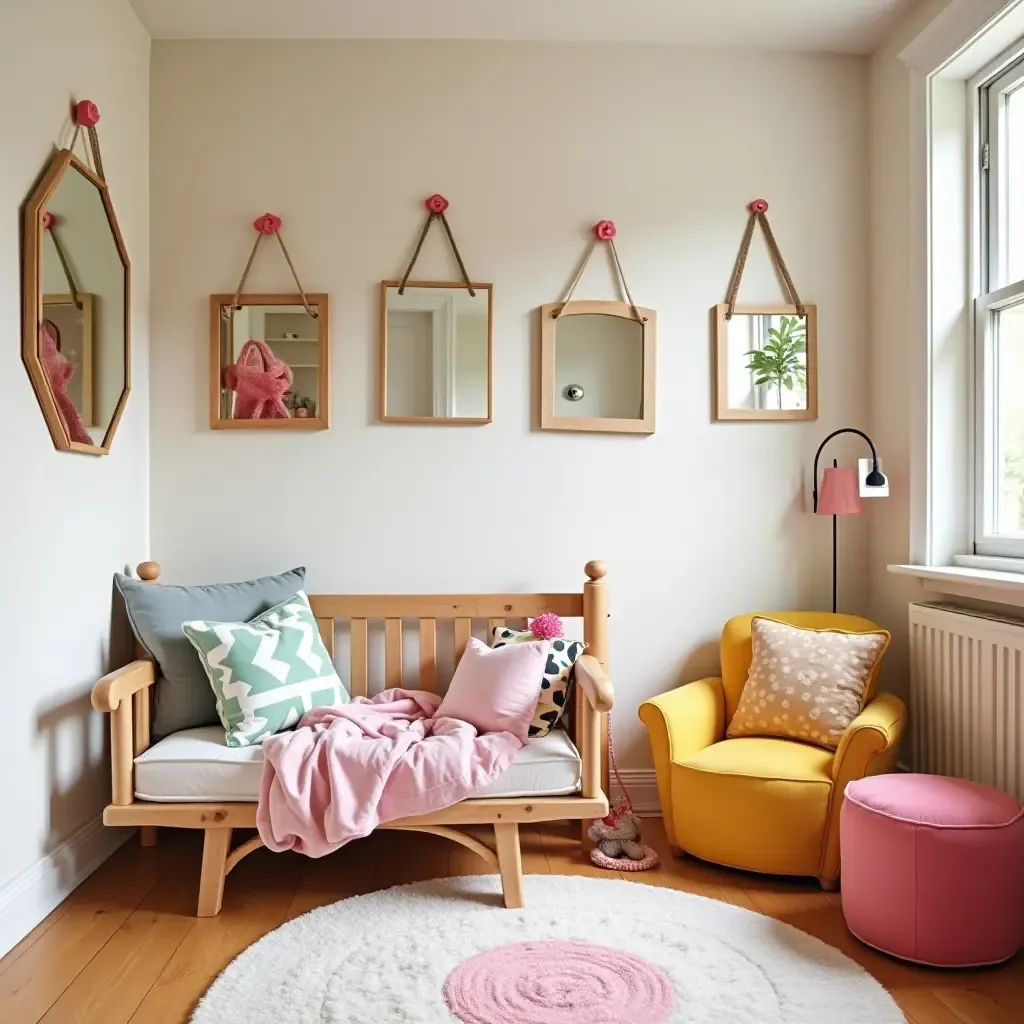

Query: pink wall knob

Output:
[595, 220, 616, 240]
[425, 194, 449, 213]
[253, 213, 282, 235]
[749, 198, 769, 214]
[74, 100, 100, 127]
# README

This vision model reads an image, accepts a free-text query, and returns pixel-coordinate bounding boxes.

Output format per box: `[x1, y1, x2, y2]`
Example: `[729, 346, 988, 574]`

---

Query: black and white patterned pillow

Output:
[490, 626, 584, 738]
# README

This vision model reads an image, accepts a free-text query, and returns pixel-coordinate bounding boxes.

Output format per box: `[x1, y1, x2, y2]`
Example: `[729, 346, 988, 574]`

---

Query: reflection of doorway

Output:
[386, 311, 434, 417]
[43, 293, 95, 425]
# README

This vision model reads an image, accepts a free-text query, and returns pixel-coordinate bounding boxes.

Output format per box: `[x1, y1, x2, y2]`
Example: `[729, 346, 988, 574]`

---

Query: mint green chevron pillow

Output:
[182, 591, 349, 747]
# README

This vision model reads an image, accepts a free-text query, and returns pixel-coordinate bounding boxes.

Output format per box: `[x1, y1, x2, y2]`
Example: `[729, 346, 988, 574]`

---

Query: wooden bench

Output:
[90, 560, 614, 916]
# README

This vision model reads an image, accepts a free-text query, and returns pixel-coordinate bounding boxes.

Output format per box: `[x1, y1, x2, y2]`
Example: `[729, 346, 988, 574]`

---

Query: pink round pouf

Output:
[841, 774, 1024, 967]
[443, 939, 674, 1024]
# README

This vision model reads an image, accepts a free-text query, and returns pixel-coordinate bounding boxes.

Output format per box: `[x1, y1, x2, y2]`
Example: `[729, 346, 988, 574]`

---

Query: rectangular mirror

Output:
[713, 304, 817, 421]
[540, 300, 656, 434]
[210, 293, 329, 430]
[380, 281, 492, 423]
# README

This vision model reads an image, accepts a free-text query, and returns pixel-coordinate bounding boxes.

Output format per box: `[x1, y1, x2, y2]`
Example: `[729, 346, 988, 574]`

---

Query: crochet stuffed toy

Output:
[39, 320, 92, 445]
[223, 339, 293, 419]
[588, 809, 647, 860]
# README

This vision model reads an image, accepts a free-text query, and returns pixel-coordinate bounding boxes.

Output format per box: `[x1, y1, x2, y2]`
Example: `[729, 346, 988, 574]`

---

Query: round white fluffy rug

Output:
[192, 875, 903, 1023]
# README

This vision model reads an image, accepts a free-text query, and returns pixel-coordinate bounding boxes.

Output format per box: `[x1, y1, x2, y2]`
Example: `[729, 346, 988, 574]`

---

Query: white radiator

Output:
[909, 602, 1024, 800]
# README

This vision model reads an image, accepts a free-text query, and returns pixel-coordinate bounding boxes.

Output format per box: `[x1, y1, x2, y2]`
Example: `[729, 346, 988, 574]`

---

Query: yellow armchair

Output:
[639, 612, 906, 888]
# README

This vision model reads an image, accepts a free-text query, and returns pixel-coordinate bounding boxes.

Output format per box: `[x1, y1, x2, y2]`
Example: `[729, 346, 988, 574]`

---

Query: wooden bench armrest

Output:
[575, 655, 614, 713]
[90, 659, 156, 712]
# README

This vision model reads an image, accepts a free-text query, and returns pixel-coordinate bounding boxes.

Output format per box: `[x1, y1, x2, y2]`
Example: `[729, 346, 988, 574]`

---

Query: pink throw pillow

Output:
[437, 636, 550, 743]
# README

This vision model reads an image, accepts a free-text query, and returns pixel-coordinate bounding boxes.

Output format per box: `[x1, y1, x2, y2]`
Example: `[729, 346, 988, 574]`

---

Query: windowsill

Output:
[888, 563, 1024, 607]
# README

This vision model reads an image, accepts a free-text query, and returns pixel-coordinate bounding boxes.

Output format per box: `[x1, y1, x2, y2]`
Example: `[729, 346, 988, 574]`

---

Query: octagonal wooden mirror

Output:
[22, 150, 130, 455]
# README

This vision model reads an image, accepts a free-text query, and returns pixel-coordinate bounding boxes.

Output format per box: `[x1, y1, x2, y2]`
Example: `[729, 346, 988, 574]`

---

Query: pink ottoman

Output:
[841, 774, 1024, 967]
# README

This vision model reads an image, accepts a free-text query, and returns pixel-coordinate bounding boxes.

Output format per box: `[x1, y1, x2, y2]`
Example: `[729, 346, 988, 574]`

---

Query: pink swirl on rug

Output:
[442, 939, 675, 1024]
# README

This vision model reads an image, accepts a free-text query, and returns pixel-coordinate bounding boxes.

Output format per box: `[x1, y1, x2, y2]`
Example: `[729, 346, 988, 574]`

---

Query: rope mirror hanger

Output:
[724, 198, 805, 320]
[552, 220, 646, 324]
[229, 213, 318, 319]
[398, 194, 476, 296]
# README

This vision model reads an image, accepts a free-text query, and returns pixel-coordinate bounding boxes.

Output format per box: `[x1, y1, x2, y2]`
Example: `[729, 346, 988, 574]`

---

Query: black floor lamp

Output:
[812, 428, 888, 614]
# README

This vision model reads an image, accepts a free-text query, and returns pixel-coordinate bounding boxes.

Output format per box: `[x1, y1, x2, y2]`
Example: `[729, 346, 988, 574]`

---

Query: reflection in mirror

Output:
[382, 283, 491, 422]
[554, 314, 644, 419]
[37, 162, 127, 448]
[212, 295, 329, 429]
[714, 305, 817, 421]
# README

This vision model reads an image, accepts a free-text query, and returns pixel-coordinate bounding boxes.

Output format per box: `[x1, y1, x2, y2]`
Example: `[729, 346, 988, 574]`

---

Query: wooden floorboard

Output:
[1, 818, 1022, 1024]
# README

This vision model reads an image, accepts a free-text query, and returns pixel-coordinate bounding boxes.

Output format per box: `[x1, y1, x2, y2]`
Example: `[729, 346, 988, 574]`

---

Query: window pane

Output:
[995, 301, 1024, 535]
[1007, 85, 1024, 283]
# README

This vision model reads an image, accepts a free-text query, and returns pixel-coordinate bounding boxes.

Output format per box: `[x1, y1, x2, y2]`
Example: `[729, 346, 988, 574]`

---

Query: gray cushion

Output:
[115, 567, 306, 738]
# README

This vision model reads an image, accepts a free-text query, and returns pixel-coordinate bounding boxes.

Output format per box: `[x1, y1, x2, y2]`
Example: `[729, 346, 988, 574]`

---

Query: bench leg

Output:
[494, 822, 524, 909]
[140, 826, 157, 847]
[198, 827, 232, 917]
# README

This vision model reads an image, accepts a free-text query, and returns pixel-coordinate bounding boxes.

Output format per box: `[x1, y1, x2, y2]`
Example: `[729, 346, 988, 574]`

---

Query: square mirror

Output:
[540, 300, 656, 434]
[210, 293, 329, 429]
[713, 304, 818, 421]
[23, 150, 130, 455]
[380, 281, 492, 423]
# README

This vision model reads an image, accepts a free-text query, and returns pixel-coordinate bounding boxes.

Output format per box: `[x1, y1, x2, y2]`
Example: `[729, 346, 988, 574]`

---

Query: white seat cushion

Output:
[134, 725, 582, 802]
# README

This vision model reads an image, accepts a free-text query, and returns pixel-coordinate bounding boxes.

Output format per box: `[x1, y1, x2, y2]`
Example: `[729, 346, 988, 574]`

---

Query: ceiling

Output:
[130, 0, 913, 55]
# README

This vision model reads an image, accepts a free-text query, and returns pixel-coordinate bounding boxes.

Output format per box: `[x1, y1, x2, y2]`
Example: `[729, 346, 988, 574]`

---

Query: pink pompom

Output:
[529, 613, 564, 641]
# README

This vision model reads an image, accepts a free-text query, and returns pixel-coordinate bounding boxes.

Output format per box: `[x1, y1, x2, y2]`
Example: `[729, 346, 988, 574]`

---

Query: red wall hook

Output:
[74, 100, 100, 127]
[253, 213, 282, 235]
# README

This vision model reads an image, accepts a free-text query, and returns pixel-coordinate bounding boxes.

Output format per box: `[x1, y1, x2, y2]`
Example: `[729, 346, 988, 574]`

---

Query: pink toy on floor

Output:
[39, 320, 92, 445]
[223, 339, 293, 419]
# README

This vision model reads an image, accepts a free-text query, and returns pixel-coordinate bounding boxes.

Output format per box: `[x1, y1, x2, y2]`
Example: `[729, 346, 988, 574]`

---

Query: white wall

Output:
[150, 39, 870, 770]
[0, 0, 149, 955]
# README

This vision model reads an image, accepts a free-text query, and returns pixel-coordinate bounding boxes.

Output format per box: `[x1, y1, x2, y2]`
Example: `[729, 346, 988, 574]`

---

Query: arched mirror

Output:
[540, 300, 656, 434]
[22, 150, 130, 455]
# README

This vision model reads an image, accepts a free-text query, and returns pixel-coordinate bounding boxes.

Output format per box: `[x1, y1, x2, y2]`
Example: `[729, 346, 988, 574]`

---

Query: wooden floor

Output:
[1, 819, 1022, 1023]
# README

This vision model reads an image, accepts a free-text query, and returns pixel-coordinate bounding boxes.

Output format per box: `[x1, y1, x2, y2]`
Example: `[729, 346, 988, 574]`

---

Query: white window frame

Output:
[974, 49, 1024, 558]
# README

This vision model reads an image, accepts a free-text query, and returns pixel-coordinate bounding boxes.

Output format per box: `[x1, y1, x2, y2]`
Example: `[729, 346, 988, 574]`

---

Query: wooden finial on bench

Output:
[137, 561, 161, 582]
[584, 560, 607, 581]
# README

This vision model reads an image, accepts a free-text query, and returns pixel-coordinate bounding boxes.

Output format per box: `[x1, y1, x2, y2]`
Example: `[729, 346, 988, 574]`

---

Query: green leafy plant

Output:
[744, 315, 807, 410]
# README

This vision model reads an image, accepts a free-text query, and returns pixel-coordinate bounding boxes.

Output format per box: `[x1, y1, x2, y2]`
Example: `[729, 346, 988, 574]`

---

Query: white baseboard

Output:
[0, 817, 133, 960]
[610, 769, 661, 816]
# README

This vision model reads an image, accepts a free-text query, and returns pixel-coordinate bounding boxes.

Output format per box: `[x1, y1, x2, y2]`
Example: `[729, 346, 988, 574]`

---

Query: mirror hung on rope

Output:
[713, 200, 818, 422]
[380, 195, 492, 424]
[22, 101, 131, 455]
[540, 221, 656, 434]
[211, 215, 329, 430]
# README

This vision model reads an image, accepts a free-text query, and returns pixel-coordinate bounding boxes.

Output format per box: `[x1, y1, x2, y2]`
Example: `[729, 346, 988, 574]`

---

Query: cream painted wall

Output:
[150, 40, 870, 769]
[0, 0, 149, 952]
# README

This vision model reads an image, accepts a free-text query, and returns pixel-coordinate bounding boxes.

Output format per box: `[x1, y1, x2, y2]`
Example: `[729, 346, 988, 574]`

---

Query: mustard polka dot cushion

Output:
[726, 617, 890, 750]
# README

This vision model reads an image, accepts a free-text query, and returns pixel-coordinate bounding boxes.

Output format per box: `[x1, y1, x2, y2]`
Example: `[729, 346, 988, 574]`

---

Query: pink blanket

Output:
[256, 689, 523, 857]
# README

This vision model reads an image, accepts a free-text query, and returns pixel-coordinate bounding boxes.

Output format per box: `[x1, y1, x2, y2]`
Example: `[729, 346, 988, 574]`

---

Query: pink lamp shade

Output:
[817, 466, 863, 515]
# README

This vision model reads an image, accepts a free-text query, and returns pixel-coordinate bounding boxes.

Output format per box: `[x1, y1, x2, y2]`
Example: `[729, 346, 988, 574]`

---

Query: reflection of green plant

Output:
[744, 315, 807, 410]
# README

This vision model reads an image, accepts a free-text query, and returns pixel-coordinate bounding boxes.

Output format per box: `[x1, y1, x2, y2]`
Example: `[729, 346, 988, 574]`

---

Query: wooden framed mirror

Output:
[713, 303, 818, 421]
[22, 150, 130, 455]
[210, 293, 330, 429]
[380, 280, 492, 424]
[540, 300, 656, 434]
